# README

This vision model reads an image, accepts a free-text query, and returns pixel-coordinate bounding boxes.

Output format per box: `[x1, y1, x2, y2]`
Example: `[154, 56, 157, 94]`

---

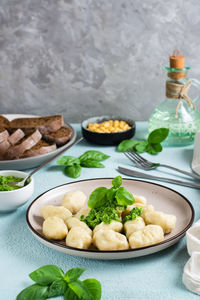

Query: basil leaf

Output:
[16, 284, 49, 300]
[29, 265, 64, 285]
[64, 268, 86, 283]
[82, 279, 102, 300]
[117, 140, 139, 152]
[79, 151, 109, 162]
[65, 164, 82, 178]
[80, 159, 105, 168]
[88, 187, 108, 208]
[64, 287, 79, 300]
[48, 279, 67, 297]
[148, 128, 169, 144]
[115, 187, 134, 206]
[151, 143, 162, 153]
[112, 176, 122, 188]
[135, 141, 148, 153]
[145, 145, 158, 155]
[106, 187, 116, 202]
[57, 156, 80, 166]
[69, 280, 92, 300]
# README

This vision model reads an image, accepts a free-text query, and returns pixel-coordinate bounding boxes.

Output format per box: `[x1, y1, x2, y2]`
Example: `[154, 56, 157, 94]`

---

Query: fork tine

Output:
[124, 152, 150, 169]
[128, 150, 149, 163]
[124, 152, 145, 166]
[126, 151, 151, 167]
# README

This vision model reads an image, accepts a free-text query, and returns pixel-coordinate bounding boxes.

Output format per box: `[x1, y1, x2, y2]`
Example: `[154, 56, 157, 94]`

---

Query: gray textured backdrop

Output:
[0, 0, 200, 122]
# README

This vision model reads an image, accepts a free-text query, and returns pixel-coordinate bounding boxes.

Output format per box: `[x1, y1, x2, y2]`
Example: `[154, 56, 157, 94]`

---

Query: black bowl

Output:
[81, 116, 136, 145]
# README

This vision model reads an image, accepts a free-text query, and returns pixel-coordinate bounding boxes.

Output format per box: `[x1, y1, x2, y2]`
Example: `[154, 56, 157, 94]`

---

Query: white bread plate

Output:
[0, 114, 76, 170]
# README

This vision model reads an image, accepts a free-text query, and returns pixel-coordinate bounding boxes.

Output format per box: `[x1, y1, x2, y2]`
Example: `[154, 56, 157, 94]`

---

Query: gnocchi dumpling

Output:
[133, 194, 147, 205]
[122, 203, 145, 218]
[129, 225, 164, 249]
[93, 229, 129, 251]
[61, 190, 86, 214]
[66, 217, 92, 236]
[93, 221, 123, 235]
[42, 216, 68, 240]
[66, 227, 92, 249]
[75, 207, 91, 220]
[40, 205, 72, 224]
[124, 217, 145, 238]
[143, 211, 176, 234]
[141, 204, 154, 218]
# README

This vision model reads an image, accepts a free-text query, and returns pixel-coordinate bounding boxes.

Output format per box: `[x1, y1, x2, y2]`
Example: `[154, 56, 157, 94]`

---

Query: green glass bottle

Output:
[148, 50, 200, 146]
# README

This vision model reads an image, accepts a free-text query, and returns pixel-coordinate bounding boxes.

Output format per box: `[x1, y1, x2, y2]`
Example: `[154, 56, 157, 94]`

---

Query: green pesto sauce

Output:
[0, 176, 23, 191]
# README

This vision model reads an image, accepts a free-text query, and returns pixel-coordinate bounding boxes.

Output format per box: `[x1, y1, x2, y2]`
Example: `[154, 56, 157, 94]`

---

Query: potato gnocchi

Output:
[40, 189, 176, 251]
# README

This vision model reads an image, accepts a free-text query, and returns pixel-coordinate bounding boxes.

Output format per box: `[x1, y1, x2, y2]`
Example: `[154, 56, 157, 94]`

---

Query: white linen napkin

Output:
[182, 220, 200, 294]
[192, 131, 200, 175]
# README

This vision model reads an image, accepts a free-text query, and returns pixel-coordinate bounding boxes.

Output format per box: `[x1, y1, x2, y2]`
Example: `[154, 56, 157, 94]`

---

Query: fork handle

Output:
[159, 164, 200, 180]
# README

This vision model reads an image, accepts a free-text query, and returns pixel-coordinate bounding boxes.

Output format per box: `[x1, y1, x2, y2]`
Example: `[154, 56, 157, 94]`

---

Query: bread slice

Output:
[4, 129, 42, 160]
[8, 129, 25, 146]
[0, 139, 11, 158]
[21, 140, 57, 158]
[0, 115, 10, 127]
[43, 125, 72, 146]
[0, 128, 9, 143]
[9, 115, 64, 134]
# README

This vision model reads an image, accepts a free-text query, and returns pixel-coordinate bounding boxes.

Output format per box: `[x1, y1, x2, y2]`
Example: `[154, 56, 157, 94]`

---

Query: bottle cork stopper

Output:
[170, 49, 185, 69]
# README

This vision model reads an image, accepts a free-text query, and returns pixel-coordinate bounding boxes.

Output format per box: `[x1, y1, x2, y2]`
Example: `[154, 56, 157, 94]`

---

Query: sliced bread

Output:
[0, 128, 9, 143]
[4, 129, 42, 160]
[0, 139, 11, 158]
[43, 125, 72, 146]
[9, 115, 64, 134]
[21, 140, 57, 158]
[8, 129, 25, 146]
[0, 115, 10, 127]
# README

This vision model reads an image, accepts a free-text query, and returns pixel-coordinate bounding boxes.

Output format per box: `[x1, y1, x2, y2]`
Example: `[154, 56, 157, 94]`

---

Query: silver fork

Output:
[124, 150, 200, 180]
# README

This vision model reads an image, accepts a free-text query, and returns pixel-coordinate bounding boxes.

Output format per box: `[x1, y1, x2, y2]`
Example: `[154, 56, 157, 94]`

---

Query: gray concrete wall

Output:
[0, 0, 200, 122]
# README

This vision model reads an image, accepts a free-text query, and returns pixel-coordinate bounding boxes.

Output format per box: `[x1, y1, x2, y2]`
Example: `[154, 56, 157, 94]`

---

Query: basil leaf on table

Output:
[65, 164, 82, 178]
[115, 187, 134, 206]
[112, 176, 122, 188]
[29, 265, 64, 285]
[79, 150, 110, 162]
[148, 128, 169, 144]
[48, 279, 67, 297]
[80, 159, 105, 168]
[82, 279, 102, 300]
[117, 140, 139, 152]
[135, 141, 148, 153]
[88, 187, 108, 208]
[68, 280, 92, 300]
[64, 268, 87, 283]
[64, 287, 80, 300]
[16, 284, 49, 300]
[57, 156, 80, 166]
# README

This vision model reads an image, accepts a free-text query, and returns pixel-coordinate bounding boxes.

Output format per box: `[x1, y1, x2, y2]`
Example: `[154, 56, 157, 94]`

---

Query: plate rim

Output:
[0, 114, 76, 163]
[26, 177, 195, 254]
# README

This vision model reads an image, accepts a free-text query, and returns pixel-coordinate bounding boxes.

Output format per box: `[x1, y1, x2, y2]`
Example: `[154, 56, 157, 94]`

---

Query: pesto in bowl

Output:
[0, 175, 23, 191]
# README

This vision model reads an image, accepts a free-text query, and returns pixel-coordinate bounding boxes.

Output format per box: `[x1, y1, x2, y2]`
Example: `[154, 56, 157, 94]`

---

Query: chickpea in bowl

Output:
[0, 170, 34, 212]
[82, 116, 135, 145]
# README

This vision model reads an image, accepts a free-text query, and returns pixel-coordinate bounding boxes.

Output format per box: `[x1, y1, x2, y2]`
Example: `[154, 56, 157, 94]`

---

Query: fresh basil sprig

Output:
[57, 150, 110, 178]
[16, 265, 101, 300]
[88, 176, 134, 209]
[117, 128, 169, 154]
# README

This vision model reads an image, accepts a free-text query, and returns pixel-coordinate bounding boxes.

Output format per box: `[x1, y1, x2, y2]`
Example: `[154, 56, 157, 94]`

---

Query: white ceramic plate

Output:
[26, 178, 194, 260]
[0, 114, 77, 170]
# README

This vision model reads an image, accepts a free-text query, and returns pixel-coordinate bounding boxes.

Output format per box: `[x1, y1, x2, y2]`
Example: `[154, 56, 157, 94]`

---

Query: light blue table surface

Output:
[1, 122, 200, 300]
